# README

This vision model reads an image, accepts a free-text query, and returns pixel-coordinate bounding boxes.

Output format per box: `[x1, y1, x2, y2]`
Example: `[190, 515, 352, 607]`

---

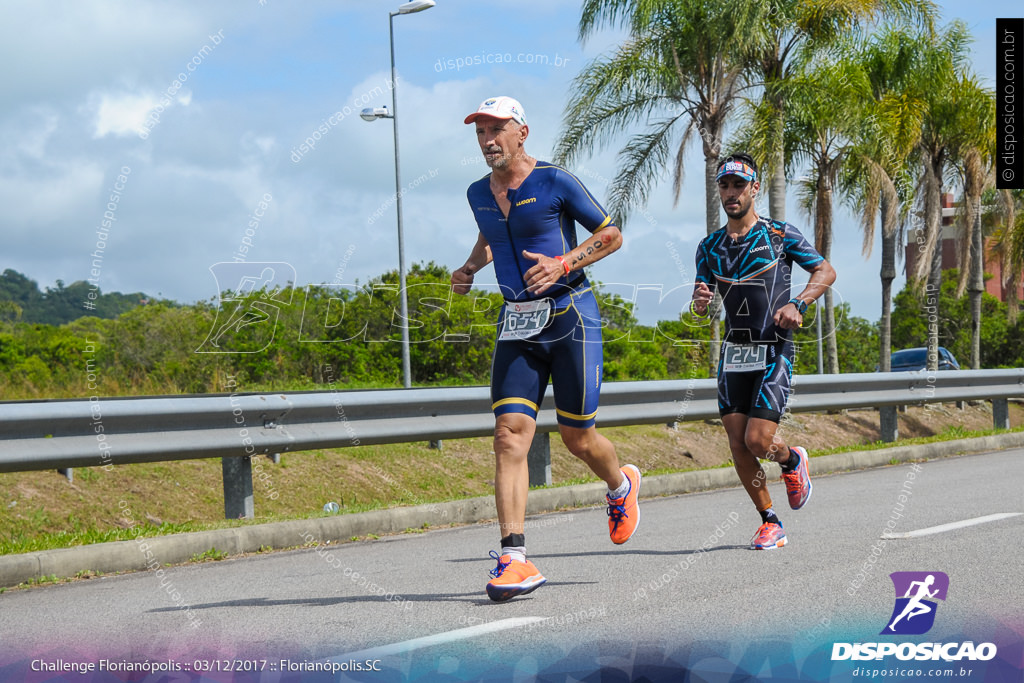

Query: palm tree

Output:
[782, 52, 871, 373]
[557, 0, 754, 374]
[738, 0, 935, 221]
[989, 190, 1024, 325]
[910, 21, 980, 371]
[952, 89, 996, 370]
[841, 25, 928, 371]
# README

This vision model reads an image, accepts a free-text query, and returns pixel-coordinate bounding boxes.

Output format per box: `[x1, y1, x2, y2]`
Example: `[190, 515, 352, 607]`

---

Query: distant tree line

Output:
[0, 263, 1020, 401]
[0, 269, 154, 325]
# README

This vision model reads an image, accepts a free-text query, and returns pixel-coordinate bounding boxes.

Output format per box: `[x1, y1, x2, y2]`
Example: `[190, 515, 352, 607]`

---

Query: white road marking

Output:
[881, 512, 1022, 539]
[332, 617, 550, 661]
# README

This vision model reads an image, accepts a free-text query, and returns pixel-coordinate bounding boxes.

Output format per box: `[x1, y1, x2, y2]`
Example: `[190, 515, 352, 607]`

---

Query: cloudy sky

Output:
[0, 0, 1012, 325]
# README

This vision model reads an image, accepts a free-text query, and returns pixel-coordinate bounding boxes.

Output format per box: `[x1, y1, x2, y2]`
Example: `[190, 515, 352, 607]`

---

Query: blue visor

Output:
[716, 161, 757, 182]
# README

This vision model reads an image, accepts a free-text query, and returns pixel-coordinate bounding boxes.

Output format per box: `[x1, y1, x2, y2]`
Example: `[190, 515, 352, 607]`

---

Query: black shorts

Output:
[717, 339, 794, 423]
[491, 286, 603, 429]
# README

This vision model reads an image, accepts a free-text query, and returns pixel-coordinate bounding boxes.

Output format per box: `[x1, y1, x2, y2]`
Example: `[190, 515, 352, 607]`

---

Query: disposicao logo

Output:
[831, 571, 997, 662]
[882, 571, 948, 635]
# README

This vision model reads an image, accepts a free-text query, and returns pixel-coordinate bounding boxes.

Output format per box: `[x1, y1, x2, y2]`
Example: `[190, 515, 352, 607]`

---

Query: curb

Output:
[2, 431, 1022, 588]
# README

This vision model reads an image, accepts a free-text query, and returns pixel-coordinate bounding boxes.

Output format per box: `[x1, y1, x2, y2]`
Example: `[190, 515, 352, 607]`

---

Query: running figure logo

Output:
[196, 262, 296, 354]
[881, 571, 949, 635]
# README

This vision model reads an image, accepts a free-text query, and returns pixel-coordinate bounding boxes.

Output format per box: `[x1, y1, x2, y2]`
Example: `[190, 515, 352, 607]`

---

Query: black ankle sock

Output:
[500, 533, 525, 549]
[759, 508, 780, 525]
[780, 448, 798, 473]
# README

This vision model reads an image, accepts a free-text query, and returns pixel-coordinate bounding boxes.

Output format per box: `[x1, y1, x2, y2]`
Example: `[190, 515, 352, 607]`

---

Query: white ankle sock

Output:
[608, 475, 630, 500]
[501, 546, 526, 563]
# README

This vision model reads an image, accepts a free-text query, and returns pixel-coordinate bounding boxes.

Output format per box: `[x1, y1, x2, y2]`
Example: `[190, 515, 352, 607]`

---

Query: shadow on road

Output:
[146, 592, 491, 612]
[445, 544, 747, 563]
[146, 579, 610, 612]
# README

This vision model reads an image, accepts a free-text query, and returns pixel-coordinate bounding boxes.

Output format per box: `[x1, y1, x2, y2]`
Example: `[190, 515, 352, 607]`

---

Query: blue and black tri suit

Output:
[695, 218, 824, 422]
[467, 162, 616, 429]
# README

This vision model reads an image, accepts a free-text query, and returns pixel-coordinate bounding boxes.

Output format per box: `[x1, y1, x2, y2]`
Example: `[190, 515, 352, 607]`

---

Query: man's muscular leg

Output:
[494, 412, 535, 538]
[744, 416, 793, 466]
[722, 413, 773, 510]
[724, 413, 795, 508]
[559, 424, 624, 489]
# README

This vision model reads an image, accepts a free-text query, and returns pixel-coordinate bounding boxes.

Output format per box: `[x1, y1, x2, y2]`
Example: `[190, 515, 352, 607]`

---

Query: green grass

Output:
[531, 475, 601, 489]
[2, 521, 205, 555]
[18, 574, 60, 588]
[808, 424, 1023, 458]
[0, 504, 457, 556]
[190, 547, 228, 562]
[1, 411, 1020, 558]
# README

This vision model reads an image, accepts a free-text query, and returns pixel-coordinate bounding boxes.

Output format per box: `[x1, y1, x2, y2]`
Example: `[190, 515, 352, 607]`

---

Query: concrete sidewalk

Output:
[2, 431, 1021, 589]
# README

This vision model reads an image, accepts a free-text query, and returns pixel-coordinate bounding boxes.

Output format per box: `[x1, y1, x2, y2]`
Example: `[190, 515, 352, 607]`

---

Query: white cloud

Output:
[87, 89, 196, 139]
[0, 107, 106, 232]
[89, 91, 162, 138]
[0, 107, 59, 159]
[0, 162, 105, 230]
[0, 0, 1000, 326]
[0, 2, 219, 105]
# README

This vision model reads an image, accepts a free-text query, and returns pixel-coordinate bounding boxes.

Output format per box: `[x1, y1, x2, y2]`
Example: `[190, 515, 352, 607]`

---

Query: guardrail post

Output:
[993, 398, 1010, 430]
[880, 406, 898, 443]
[57, 468, 73, 482]
[527, 431, 551, 487]
[222, 456, 254, 519]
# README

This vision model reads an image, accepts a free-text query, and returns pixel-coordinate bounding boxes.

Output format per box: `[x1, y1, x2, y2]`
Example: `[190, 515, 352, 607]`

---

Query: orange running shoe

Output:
[606, 464, 641, 544]
[485, 551, 546, 602]
[750, 521, 787, 550]
[781, 446, 812, 510]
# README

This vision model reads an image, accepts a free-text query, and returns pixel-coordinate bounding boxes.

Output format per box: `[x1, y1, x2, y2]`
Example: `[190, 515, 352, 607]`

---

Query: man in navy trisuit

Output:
[451, 96, 641, 600]
[690, 153, 836, 549]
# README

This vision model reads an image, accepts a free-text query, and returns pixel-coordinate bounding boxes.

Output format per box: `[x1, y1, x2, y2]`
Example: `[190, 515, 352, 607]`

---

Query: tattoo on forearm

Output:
[571, 235, 606, 266]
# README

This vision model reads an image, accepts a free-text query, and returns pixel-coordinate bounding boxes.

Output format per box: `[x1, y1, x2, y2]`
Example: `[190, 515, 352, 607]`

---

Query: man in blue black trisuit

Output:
[451, 96, 641, 601]
[690, 153, 836, 550]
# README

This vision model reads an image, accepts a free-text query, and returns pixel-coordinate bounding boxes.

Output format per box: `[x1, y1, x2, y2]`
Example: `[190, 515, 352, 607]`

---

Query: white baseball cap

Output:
[464, 96, 527, 125]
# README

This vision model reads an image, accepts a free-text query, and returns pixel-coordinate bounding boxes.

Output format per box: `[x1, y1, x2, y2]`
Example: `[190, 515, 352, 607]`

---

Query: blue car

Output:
[889, 347, 961, 372]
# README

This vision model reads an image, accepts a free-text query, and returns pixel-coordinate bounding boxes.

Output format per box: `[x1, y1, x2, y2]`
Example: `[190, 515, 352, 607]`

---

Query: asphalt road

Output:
[1, 448, 1021, 682]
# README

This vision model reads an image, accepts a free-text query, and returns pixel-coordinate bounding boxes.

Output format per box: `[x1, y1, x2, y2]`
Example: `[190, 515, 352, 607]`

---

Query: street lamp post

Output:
[360, 0, 434, 389]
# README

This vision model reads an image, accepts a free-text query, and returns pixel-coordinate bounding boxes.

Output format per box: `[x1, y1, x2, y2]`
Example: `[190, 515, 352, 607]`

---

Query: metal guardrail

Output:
[1, 369, 1021, 517]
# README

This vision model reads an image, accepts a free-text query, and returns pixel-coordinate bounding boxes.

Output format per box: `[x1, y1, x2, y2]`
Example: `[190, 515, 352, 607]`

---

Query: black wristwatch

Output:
[788, 297, 808, 315]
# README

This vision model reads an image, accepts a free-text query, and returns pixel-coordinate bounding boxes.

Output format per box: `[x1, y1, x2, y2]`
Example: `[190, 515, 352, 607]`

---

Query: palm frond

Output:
[605, 114, 687, 225]
[555, 39, 683, 167]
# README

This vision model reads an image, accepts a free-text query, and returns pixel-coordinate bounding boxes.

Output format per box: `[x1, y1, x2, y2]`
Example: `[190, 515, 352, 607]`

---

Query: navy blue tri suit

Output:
[467, 162, 615, 429]
[695, 218, 824, 422]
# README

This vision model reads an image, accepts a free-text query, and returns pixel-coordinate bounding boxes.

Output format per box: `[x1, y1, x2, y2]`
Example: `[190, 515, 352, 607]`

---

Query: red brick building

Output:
[905, 193, 1024, 303]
